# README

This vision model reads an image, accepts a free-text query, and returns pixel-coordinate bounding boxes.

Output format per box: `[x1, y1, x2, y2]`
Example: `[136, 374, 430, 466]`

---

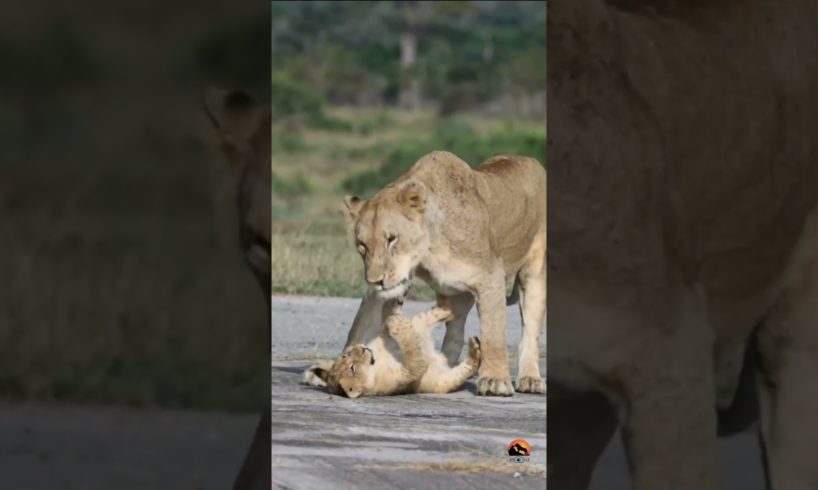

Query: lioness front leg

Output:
[618, 306, 718, 490]
[475, 266, 514, 396]
[344, 288, 401, 348]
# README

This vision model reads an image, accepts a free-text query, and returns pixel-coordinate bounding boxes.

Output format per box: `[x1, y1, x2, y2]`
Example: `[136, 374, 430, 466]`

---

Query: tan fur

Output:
[204, 87, 270, 490]
[305, 304, 481, 398]
[549, 1, 818, 489]
[339, 151, 546, 397]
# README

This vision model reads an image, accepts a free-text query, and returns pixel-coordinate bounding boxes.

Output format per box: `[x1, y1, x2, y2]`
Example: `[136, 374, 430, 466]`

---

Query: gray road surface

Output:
[272, 295, 547, 489]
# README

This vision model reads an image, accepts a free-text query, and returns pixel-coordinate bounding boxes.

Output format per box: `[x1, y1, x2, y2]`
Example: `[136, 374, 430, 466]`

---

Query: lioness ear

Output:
[303, 361, 333, 387]
[203, 87, 263, 162]
[344, 195, 364, 220]
[398, 180, 427, 220]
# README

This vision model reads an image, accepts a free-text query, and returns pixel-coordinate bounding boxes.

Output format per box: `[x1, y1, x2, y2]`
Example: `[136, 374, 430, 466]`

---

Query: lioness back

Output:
[401, 151, 545, 273]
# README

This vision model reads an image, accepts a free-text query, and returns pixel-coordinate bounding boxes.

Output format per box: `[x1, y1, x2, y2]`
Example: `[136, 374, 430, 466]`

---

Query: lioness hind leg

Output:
[440, 293, 474, 367]
[756, 257, 818, 490]
[516, 233, 546, 393]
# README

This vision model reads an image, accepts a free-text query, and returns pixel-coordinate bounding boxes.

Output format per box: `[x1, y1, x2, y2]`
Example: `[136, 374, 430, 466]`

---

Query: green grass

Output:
[272, 224, 435, 300]
[271, 106, 544, 298]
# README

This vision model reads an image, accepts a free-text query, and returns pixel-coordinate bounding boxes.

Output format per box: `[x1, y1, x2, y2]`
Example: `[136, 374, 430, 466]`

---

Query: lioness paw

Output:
[515, 375, 546, 394]
[476, 376, 514, 397]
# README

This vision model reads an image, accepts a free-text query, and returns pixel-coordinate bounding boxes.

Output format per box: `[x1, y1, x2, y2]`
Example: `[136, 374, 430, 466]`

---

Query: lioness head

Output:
[344, 180, 431, 299]
[306, 345, 375, 399]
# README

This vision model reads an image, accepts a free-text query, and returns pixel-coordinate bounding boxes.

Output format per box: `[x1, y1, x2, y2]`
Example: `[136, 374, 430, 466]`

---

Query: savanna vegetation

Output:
[270, 1, 546, 299]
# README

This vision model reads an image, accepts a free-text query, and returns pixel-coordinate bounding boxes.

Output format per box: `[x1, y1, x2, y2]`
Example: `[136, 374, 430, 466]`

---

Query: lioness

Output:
[204, 87, 270, 490]
[340, 151, 546, 396]
[305, 301, 481, 398]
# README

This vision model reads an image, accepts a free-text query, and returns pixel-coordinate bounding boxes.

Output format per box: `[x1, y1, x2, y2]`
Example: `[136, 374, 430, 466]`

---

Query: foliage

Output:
[271, 1, 546, 113]
[341, 119, 546, 196]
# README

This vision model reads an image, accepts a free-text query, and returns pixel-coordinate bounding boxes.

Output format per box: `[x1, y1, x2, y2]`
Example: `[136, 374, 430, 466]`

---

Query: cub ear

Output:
[344, 195, 364, 220]
[203, 87, 263, 162]
[303, 361, 333, 387]
[397, 180, 427, 220]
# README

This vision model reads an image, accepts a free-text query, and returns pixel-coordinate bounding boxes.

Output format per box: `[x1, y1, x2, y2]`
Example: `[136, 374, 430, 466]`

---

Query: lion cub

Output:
[304, 304, 481, 399]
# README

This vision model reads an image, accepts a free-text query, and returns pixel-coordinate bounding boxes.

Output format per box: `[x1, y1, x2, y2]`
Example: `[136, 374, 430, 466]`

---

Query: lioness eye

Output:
[350, 365, 356, 375]
[386, 235, 398, 248]
[356, 242, 366, 255]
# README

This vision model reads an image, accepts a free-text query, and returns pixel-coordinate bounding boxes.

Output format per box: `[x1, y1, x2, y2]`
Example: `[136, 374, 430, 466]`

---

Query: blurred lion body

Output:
[341, 151, 546, 396]
[204, 88, 271, 490]
[549, 1, 818, 488]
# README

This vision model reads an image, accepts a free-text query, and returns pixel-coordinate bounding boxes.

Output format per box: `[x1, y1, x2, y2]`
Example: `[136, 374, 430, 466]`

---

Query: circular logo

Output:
[507, 439, 532, 457]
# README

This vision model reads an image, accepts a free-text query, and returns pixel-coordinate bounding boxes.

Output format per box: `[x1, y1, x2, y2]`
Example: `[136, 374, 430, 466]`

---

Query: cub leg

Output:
[440, 292, 474, 367]
[411, 302, 455, 332]
[516, 231, 546, 393]
[425, 337, 482, 394]
[386, 314, 429, 381]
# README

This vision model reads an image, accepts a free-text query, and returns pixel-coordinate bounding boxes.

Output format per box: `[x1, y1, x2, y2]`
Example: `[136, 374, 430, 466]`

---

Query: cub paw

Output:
[515, 375, 546, 394]
[467, 337, 482, 361]
[476, 376, 514, 397]
[303, 363, 331, 387]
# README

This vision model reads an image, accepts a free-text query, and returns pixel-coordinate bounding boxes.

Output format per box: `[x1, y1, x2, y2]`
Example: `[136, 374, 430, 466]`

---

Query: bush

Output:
[341, 119, 545, 196]
[270, 72, 325, 119]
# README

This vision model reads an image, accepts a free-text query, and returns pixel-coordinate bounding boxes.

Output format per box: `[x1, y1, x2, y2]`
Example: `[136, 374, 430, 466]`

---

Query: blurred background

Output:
[0, 1, 270, 487]
[270, 1, 546, 299]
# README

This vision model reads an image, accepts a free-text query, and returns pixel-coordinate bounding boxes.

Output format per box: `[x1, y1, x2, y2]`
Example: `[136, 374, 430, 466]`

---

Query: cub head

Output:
[344, 180, 432, 299]
[306, 345, 375, 399]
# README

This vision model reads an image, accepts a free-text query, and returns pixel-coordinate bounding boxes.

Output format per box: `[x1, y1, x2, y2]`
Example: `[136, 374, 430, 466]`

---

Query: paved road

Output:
[272, 295, 547, 490]
[271, 295, 546, 360]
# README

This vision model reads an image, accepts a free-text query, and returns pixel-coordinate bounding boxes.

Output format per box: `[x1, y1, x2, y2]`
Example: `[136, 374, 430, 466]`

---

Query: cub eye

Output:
[386, 234, 398, 248]
[350, 365, 357, 375]
[356, 242, 366, 255]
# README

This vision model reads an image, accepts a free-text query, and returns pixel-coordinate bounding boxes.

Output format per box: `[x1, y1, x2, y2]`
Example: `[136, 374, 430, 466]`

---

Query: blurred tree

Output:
[270, 1, 545, 115]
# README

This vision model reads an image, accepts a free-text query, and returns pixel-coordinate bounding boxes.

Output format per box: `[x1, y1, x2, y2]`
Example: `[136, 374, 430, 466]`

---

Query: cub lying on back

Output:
[304, 302, 481, 399]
